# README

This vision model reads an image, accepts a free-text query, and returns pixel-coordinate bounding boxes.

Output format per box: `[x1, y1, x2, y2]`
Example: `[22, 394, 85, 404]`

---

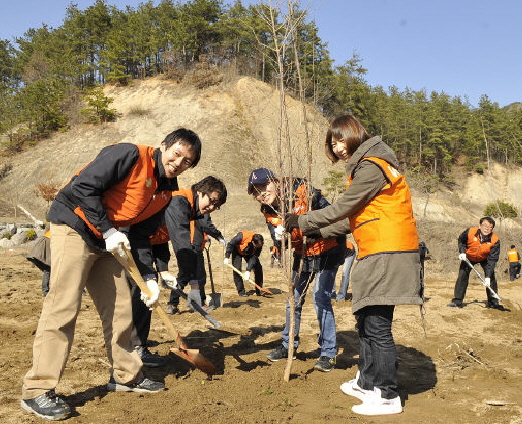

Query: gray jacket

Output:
[298, 136, 423, 313]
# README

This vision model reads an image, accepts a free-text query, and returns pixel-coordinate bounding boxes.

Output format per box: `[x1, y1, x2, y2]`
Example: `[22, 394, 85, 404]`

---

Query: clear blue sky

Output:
[1, 0, 521, 107]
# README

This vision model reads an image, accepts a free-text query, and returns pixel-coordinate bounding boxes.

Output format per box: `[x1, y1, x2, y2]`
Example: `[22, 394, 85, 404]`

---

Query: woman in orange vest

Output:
[507, 244, 521, 281]
[448, 217, 501, 308]
[224, 231, 264, 296]
[284, 115, 422, 416]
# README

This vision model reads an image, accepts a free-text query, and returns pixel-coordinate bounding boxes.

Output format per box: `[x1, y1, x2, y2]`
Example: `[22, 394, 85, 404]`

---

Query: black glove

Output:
[305, 231, 322, 245]
[284, 213, 300, 232]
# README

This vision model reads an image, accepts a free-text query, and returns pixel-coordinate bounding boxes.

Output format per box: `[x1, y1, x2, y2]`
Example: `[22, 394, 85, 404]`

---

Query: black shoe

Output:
[239, 292, 248, 297]
[21, 390, 71, 421]
[266, 346, 296, 362]
[107, 376, 165, 393]
[447, 302, 462, 308]
[314, 356, 335, 372]
[135, 346, 166, 368]
[166, 305, 179, 314]
[486, 303, 504, 310]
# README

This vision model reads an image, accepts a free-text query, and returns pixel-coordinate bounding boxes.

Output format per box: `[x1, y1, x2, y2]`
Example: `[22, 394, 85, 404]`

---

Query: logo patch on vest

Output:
[146, 178, 152, 187]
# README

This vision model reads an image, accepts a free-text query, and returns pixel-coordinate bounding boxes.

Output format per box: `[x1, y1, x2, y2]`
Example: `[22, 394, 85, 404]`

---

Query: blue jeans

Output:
[336, 253, 355, 301]
[281, 268, 338, 358]
[355, 305, 398, 399]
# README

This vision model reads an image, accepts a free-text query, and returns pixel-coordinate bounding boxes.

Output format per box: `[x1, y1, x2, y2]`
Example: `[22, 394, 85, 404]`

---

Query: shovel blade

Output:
[207, 293, 223, 309]
[170, 347, 216, 375]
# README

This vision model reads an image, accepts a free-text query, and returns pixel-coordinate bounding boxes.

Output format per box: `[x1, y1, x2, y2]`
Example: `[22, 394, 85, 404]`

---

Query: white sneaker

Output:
[340, 371, 372, 400]
[351, 387, 402, 416]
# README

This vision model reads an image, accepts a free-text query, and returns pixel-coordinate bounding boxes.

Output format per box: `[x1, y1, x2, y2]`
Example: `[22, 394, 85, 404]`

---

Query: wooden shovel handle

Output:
[226, 263, 273, 294]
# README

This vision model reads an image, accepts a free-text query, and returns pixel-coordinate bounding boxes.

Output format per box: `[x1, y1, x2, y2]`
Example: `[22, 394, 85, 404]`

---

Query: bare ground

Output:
[1, 246, 522, 424]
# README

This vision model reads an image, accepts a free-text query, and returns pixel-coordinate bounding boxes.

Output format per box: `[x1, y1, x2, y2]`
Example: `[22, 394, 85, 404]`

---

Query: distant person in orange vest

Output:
[333, 239, 356, 301]
[224, 231, 264, 296]
[284, 115, 422, 415]
[248, 167, 345, 373]
[507, 244, 521, 281]
[448, 217, 501, 309]
[26, 229, 51, 296]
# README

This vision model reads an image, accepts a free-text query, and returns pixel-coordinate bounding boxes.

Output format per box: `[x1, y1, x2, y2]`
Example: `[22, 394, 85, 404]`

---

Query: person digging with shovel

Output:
[163, 176, 227, 315]
[448, 216, 502, 310]
[21, 128, 201, 421]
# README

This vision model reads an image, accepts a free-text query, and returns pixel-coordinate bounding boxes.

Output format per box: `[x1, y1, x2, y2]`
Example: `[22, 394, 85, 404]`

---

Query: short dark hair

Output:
[325, 115, 371, 163]
[162, 128, 202, 168]
[479, 216, 495, 228]
[511, 244, 515, 249]
[193, 176, 227, 206]
[253, 234, 264, 245]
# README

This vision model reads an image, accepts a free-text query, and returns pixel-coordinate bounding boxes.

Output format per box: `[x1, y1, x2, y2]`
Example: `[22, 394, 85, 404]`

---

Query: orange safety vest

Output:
[347, 157, 419, 260]
[465, 227, 499, 262]
[290, 184, 338, 256]
[507, 248, 519, 263]
[73, 145, 172, 238]
[150, 225, 170, 246]
[237, 231, 258, 256]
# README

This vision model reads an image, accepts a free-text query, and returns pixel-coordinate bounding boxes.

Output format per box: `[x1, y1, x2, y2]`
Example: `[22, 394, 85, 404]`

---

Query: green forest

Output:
[1, 0, 521, 180]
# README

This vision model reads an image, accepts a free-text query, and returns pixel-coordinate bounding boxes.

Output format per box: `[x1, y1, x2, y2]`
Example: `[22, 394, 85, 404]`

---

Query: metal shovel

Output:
[205, 245, 222, 308]
[463, 257, 502, 300]
[114, 246, 216, 375]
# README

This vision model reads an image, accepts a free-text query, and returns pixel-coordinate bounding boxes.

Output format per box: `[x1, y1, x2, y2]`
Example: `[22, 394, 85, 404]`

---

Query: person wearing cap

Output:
[507, 244, 520, 281]
[224, 231, 264, 296]
[248, 168, 345, 372]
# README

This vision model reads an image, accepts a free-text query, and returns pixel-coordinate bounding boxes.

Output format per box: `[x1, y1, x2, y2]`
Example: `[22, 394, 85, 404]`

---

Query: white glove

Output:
[140, 279, 160, 309]
[458, 253, 467, 261]
[187, 280, 202, 308]
[485, 277, 491, 286]
[274, 226, 284, 241]
[243, 271, 251, 281]
[223, 257, 229, 265]
[159, 271, 178, 290]
[219, 237, 227, 246]
[103, 228, 130, 258]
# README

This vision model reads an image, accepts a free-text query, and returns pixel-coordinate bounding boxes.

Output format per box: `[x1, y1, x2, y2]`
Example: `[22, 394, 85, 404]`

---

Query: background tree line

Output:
[1, 0, 521, 181]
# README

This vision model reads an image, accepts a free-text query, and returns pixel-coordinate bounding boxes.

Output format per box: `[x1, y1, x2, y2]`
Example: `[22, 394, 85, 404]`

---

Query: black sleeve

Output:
[485, 239, 500, 277]
[69, 143, 140, 235]
[199, 214, 223, 240]
[165, 195, 197, 282]
[458, 229, 470, 253]
[225, 232, 243, 258]
[152, 242, 170, 272]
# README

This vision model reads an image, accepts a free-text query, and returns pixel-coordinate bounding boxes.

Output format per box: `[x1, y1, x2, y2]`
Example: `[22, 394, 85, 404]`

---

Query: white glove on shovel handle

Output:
[140, 280, 160, 309]
[104, 228, 130, 259]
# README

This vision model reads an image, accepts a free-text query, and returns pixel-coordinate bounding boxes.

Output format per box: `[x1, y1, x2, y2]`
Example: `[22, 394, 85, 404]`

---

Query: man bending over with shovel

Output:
[448, 216, 502, 309]
[21, 129, 201, 421]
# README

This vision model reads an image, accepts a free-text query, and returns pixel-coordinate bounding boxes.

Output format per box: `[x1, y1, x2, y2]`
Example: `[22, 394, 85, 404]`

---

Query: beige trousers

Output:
[22, 223, 143, 399]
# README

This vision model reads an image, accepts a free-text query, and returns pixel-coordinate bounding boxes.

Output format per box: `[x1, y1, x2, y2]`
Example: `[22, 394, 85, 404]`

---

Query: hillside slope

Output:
[0, 76, 521, 254]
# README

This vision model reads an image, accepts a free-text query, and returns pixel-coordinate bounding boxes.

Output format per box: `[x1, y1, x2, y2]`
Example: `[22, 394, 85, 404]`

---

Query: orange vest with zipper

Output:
[74, 145, 172, 238]
[465, 227, 499, 262]
[507, 248, 519, 263]
[290, 184, 338, 256]
[172, 188, 197, 245]
[347, 157, 418, 260]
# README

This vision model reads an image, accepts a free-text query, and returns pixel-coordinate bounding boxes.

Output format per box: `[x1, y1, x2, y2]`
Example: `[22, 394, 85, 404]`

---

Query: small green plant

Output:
[260, 388, 274, 396]
[2, 232, 11, 240]
[484, 201, 518, 220]
[25, 229, 37, 241]
[80, 85, 117, 124]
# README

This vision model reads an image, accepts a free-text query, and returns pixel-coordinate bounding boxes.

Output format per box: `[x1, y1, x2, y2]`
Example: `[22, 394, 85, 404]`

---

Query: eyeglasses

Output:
[206, 193, 221, 210]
